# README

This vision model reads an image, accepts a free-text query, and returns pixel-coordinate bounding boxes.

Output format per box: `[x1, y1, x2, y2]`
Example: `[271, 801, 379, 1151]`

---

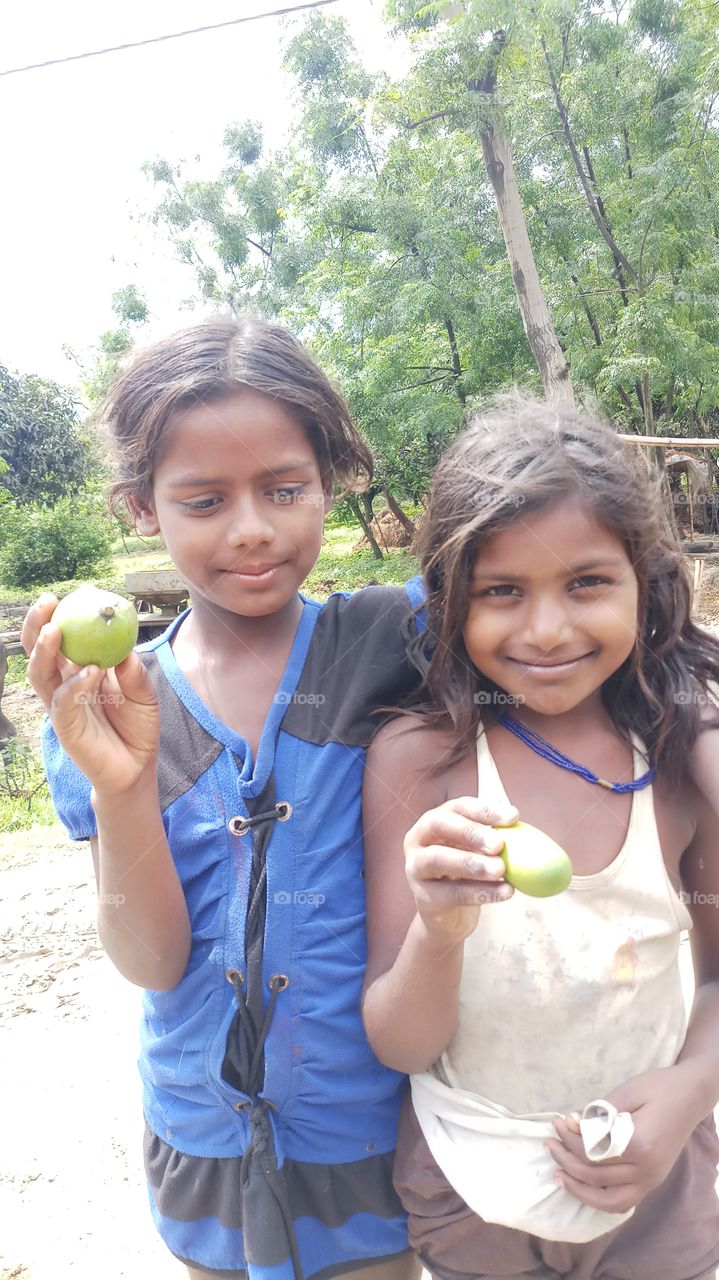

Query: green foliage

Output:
[0, 734, 56, 835]
[0, 365, 96, 505]
[2, 654, 28, 690]
[112, 284, 149, 325]
[137, 0, 719, 493]
[0, 739, 48, 811]
[0, 496, 114, 589]
[303, 526, 418, 599]
[82, 284, 150, 406]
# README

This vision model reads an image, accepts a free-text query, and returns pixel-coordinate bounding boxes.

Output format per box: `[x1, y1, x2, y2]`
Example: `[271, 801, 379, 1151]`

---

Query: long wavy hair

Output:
[404, 392, 719, 785]
[103, 317, 372, 515]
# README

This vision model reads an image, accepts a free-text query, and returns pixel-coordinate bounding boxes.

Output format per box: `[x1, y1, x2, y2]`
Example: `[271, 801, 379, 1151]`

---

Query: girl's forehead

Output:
[474, 498, 630, 565]
[157, 389, 316, 464]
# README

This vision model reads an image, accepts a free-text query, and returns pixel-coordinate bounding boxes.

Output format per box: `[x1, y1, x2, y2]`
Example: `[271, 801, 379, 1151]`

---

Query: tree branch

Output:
[444, 316, 467, 405]
[406, 110, 452, 130]
[542, 38, 639, 290]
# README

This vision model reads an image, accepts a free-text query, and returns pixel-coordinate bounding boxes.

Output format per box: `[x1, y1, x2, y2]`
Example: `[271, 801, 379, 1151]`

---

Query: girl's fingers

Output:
[410, 800, 518, 859]
[555, 1168, 640, 1215]
[414, 876, 513, 908]
[25, 621, 67, 710]
[444, 795, 519, 829]
[545, 1138, 632, 1187]
[409, 842, 507, 884]
[112, 652, 159, 705]
[48, 665, 106, 746]
[21, 593, 59, 655]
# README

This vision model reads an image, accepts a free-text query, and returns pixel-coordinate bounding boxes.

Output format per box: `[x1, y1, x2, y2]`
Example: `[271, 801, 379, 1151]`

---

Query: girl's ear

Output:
[127, 492, 160, 538]
[322, 477, 334, 518]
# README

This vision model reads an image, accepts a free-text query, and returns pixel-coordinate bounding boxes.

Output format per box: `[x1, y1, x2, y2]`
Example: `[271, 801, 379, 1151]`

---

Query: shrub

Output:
[0, 495, 113, 588]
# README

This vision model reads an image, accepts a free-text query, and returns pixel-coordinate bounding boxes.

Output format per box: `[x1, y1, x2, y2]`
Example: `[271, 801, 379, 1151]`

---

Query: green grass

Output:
[0, 786, 57, 835]
[110, 532, 165, 556]
[0, 740, 56, 834]
[4, 653, 28, 688]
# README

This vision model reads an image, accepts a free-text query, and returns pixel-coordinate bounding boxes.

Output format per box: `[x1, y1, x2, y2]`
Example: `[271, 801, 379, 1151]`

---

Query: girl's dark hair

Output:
[104, 317, 372, 513]
[406, 391, 719, 785]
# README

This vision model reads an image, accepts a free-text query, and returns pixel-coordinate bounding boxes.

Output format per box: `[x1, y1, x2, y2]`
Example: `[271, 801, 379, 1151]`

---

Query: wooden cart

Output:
[124, 569, 191, 638]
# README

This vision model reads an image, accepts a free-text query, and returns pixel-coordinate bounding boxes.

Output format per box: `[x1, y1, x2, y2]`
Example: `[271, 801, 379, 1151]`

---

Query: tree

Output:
[388, 0, 719, 433]
[0, 366, 96, 506]
[83, 284, 150, 406]
[137, 0, 719, 515]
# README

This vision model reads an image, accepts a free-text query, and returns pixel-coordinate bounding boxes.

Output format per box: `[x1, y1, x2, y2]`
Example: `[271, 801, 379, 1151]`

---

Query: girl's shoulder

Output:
[367, 713, 462, 807]
[687, 707, 719, 817]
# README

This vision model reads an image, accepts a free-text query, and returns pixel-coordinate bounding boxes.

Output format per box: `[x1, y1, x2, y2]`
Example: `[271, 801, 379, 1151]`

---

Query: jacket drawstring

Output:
[224, 786, 302, 1280]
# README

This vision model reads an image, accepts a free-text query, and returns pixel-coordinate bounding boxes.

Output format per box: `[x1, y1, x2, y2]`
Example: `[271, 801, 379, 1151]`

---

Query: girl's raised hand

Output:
[403, 796, 517, 947]
[22, 593, 161, 797]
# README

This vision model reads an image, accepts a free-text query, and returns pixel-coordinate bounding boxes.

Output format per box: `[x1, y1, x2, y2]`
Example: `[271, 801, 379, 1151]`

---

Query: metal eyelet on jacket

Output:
[228, 801, 293, 837]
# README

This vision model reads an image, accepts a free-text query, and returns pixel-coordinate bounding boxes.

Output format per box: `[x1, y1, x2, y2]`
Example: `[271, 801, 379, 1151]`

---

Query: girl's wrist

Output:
[412, 913, 468, 962]
[90, 773, 160, 819]
[671, 1055, 719, 1123]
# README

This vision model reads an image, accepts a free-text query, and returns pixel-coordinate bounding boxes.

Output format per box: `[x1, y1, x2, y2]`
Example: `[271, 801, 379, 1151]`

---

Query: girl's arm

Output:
[361, 717, 516, 1074]
[672, 717, 719, 1111]
[89, 783, 191, 991]
[24, 597, 191, 991]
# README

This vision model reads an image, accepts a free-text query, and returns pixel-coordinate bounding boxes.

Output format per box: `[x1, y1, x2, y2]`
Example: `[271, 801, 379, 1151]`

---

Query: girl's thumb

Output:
[113, 652, 157, 703]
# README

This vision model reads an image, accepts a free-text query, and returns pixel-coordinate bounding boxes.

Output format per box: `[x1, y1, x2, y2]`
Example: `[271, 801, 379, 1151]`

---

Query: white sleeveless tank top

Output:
[434, 724, 693, 1115]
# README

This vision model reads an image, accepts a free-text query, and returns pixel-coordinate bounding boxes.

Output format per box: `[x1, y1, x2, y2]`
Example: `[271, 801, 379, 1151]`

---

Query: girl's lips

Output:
[225, 564, 282, 583]
[506, 653, 595, 676]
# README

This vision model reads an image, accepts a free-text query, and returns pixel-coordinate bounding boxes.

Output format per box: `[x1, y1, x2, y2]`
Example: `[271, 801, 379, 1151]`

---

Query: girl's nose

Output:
[523, 595, 573, 651]
[224, 499, 275, 548]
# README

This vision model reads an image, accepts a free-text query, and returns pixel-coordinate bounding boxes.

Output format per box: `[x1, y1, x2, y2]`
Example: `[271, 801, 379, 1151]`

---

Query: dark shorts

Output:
[394, 1095, 719, 1280]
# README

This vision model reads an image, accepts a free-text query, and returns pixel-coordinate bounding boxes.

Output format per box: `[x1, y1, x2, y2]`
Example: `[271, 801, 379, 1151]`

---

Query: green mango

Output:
[55, 584, 139, 670]
[498, 820, 572, 898]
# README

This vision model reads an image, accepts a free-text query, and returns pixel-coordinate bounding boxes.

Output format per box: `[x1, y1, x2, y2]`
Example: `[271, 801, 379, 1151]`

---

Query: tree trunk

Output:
[347, 493, 384, 560]
[470, 35, 574, 406]
[0, 640, 17, 747]
[443, 317, 467, 405]
[641, 373, 656, 436]
[383, 488, 416, 538]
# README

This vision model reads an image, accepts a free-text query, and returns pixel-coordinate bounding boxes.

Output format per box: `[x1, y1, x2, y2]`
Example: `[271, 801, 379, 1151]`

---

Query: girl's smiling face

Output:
[463, 498, 639, 718]
[131, 389, 332, 619]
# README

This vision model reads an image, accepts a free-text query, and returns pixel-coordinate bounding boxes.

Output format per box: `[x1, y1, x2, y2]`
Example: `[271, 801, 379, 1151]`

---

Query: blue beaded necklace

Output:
[498, 712, 656, 793]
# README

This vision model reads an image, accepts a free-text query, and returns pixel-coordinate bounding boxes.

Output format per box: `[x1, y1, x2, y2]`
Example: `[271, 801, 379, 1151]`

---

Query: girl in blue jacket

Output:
[23, 319, 432, 1280]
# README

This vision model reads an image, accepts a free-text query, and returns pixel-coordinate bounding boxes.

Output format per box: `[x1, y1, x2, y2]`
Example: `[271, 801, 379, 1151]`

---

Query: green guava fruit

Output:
[54, 585, 139, 669]
[498, 820, 573, 898]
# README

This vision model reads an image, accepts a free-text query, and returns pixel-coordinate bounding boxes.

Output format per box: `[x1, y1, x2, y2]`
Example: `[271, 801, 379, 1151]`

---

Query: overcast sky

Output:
[1, 0, 405, 389]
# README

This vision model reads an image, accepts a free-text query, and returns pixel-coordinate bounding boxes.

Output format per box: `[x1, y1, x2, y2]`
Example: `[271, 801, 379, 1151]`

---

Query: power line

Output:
[0, 0, 344, 78]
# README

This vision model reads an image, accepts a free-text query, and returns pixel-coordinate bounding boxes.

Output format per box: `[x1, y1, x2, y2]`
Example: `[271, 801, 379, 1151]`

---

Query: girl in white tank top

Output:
[362, 395, 719, 1279]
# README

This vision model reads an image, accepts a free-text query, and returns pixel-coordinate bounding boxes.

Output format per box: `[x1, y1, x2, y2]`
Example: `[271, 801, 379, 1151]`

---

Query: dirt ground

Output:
[2, 571, 719, 1280]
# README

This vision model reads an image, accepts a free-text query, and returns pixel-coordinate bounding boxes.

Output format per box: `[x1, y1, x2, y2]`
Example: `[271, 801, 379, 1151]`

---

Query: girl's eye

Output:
[181, 497, 220, 512]
[482, 584, 521, 598]
[571, 575, 608, 590]
[272, 487, 304, 505]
